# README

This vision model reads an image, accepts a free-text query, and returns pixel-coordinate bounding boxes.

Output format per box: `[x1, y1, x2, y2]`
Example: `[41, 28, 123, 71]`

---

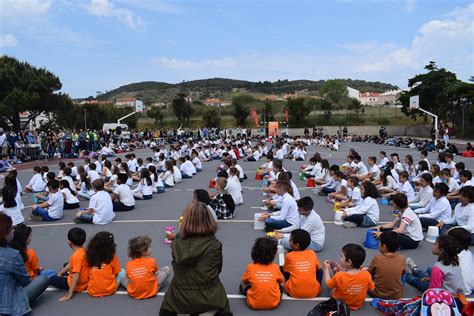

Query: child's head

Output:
[128, 236, 152, 259]
[275, 180, 291, 195]
[420, 149, 428, 159]
[430, 164, 440, 176]
[340, 243, 366, 269]
[419, 173, 433, 187]
[67, 227, 86, 247]
[296, 196, 314, 215]
[368, 156, 376, 166]
[193, 189, 211, 205]
[33, 166, 41, 173]
[391, 193, 408, 210]
[251, 237, 277, 265]
[86, 231, 116, 268]
[347, 176, 359, 188]
[459, 170, 472, 183]
[447, 227, 471, 252]
[333, 170, 344, 181]
[378, 231, 400, 253]
[60, 179, 72, 191]
[433, 235, 459, 266]
[289, 229, 310, 251]
[459, 186, 474, 205]
[92, 178, 104, 192]
[379, 151, 386, 158]
[47, 179, 60, 192]
[46, 171, 56, 181]
[399, 171, 409, 182]
[9, 223, 32, 262]
[117, 173, 128, 185]
[433, 182, 449, 197]
[361, 181, 379, 199]
[216, 177, 227, 190]
[88, 163, 96, 171]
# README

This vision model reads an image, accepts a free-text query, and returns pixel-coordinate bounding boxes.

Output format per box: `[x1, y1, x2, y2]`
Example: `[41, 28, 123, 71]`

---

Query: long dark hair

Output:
[86, 231, 116, 268]
[194, 189, 211, 205]
[140, 168, 152, 186]
[79, 172, 92, 191]
[9, 224, 31, 262]
[437, 235, 460, 266]
[0, 214, 12, 248]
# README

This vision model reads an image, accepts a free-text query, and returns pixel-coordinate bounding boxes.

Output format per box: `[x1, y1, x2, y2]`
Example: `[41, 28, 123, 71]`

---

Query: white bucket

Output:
[426, 226, 439, 243]
[254, 213, 265, 230]
[334, 211, 344, 225]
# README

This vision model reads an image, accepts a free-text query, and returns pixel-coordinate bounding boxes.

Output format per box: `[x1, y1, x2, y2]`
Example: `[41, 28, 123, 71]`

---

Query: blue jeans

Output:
[345, 214, 376, 227]
[163, 183, 173, 188]
[24, 275, 49, 304]
[321, 187, 336, 195]
[281, 236, 323, 252]
[419, 217, 439, 229]
[265, 218, 291, 229]
[196, 168, 202, 172]
[406, 267, 432, 292]
[32, 207, 61, 221]
[77, 213, 93, 223]
[182, 174, 192, 179]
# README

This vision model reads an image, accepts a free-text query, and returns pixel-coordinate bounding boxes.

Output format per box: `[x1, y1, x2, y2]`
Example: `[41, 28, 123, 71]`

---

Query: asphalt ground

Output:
[8, 142, 474, 316]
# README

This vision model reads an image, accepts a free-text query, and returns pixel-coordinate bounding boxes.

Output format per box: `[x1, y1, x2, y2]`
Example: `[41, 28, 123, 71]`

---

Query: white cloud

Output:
[0, 0, 52, 23]
[114, 0, 183, 14]
[0, 34, 18, 47]
[85, 0, 145, 31]
[403, 0, 416, 12]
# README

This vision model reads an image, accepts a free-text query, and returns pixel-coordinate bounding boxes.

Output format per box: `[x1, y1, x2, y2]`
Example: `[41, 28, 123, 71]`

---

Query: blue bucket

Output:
[364, 229, 379, 249]
[380, 197, 390, 205]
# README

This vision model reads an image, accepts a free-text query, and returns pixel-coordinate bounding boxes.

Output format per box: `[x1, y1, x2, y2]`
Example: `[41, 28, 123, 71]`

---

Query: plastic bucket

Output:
[363, 229, 379, 249]
[254, 213, 265, 230]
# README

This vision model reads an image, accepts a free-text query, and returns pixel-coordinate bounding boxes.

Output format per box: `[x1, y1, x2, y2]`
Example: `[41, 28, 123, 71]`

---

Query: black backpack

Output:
[307, 298, 350, 316]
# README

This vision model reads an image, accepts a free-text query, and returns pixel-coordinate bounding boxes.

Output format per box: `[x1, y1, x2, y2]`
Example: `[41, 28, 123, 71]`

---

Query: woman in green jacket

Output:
[160, 202, 232, 316]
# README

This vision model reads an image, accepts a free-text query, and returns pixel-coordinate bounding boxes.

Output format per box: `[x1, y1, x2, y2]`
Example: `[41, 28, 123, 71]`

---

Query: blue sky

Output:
[1, 0, 473, 97]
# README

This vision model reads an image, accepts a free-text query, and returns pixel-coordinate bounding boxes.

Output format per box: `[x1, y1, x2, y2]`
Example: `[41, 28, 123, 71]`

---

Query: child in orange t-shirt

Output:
[9, 224, 40, 280]
[49, 227, 90, 301]
[86, 231, 121, 297]
[283, 229, 321, 298]
[323, 243, 374, 311]
[240, 237, 284, 310]
[120, 236, 171, 299]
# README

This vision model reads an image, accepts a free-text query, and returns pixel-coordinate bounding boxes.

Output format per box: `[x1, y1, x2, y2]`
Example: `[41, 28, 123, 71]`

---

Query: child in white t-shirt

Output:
[25, 166, 46, 193]
[31, 179, 64, 221]
[112, 173, 135, 212]
[60, 179, 80, 210]
[75, 178, 115, 225]
[133, 169, 153, 200]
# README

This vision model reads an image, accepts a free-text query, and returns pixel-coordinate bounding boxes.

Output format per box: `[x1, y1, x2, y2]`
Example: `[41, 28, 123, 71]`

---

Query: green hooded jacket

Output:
[160, 236, 232, 315]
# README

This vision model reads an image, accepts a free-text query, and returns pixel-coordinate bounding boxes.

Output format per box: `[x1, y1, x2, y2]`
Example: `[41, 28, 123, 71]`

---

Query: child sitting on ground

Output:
[260, 181, 299, 231]
[367, 231, 405, 299]
[240, 237, 284, 310]
[49, 227, 90, 301]
[323, 243, 374, 311]
[34, 172, 56, 203]
[210, 177, 235, 220]
[447, 228, 474, 295]
[60, 180, 80, 210]
[75, 179, 115, 225]
[9, 224, 40, 280]
[120, 236, 171, 299]
[31, 179, 64, 222]
[282, 229, 321, 298]
[405, 235, 468, 294]
[86, 231, 121, 297]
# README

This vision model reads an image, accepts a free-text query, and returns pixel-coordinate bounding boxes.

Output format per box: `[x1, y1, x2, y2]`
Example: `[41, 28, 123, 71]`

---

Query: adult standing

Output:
[160, 202, 231, 316]
[442, 124, 450, 149]
[0, 214, 49, 315]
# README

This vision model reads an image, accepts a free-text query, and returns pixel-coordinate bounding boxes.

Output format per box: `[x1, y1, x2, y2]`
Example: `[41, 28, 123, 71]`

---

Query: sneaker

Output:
[29, 215, 44, 222]
[343, 221, 358, 228]
[406, 257, 418, 274]
[73, 218, 83, 224]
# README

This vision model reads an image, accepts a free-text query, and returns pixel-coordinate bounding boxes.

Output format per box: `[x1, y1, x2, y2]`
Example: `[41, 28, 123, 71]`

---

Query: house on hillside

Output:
[78, 99, 113, 106]
[204, 98, 231, 107]
[115, 97, 136, 108]
[358, 92, 381, 106]
[346, 87, 401, 106]
[379, 90, 402, 106]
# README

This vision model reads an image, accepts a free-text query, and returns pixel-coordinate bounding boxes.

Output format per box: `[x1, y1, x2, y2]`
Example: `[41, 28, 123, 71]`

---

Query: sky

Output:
[0, 0, 473, 98]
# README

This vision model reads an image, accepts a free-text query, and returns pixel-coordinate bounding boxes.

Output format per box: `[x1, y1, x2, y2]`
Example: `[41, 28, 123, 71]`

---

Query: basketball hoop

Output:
[409, 95, 419, 109]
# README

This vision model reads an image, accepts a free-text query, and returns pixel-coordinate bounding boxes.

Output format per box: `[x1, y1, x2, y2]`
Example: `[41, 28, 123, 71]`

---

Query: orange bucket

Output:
[307, 178, 315, 187]
[255, 172, 263, 180]
[209, 179, 216, 188]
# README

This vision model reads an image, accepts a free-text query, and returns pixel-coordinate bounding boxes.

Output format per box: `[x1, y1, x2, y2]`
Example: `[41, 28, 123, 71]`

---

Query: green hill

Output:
[96, 78, 399, 103]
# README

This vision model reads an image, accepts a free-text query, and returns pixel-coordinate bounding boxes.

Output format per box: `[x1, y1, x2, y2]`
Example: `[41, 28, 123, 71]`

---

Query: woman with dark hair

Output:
[0, 214, 49, 315]
[342, 182, 380, 228]
[160, 202, 231, 316]
[194, 189, 217, 221]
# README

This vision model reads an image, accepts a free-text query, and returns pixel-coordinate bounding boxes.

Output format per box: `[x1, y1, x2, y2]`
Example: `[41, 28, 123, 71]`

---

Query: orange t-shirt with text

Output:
[326, 270, 375, 310]
[25, 248, 40, 280]
[283, 250, 321, 298]
[126, 257, 159, 299]
[67, 247, 90, 292]
[87, 255, 121, 297]
[241, 263, 284, 310]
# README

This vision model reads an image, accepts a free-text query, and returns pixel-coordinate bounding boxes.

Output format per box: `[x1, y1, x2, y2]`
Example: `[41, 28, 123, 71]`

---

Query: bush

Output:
[376, 117, 390, 125]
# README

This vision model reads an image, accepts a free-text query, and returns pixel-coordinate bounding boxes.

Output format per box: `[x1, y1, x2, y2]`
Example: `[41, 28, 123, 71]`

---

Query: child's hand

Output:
[323, 260, 330, 269]
[59, 292, 73, 302]
[165, 232, 176, 240]
[372, 231, 382, 238]
[271, 233, 283, 240]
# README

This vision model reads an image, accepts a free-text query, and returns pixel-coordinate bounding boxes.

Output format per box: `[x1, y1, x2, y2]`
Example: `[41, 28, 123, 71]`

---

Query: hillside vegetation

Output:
[96, 78, 399, 103]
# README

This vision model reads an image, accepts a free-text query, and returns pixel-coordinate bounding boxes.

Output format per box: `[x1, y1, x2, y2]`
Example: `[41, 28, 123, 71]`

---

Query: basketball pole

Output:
[415, 107, 438, 144]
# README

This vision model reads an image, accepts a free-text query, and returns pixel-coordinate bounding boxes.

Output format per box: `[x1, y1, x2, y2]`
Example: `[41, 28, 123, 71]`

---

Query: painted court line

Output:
[42, 288, 474, 302]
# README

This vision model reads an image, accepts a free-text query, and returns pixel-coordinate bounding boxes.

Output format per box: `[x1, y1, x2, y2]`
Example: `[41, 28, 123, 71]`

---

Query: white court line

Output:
[42, 288, 474, 302]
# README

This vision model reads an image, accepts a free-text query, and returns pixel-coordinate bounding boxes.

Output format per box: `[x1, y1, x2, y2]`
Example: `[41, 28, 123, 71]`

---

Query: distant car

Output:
[102, 123, 128, 132]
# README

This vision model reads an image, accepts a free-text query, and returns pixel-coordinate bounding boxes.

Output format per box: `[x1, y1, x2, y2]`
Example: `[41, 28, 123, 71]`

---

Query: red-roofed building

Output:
[358, 92, 381, 106]
[115, 97, 136, 108]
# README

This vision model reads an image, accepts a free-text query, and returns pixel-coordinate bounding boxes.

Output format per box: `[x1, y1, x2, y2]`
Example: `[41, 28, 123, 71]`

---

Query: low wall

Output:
[248, 125, 432, 137]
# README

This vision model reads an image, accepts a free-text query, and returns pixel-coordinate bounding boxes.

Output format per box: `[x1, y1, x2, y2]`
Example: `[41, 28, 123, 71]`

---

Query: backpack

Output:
[420, 288, 461, 316]
[307, 298, 350, 316]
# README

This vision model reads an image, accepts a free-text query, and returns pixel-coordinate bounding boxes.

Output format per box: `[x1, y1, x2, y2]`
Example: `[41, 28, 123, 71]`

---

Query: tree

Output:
[171, 93, 193, 124]
[286, 97, 311, 126]
[348, 98, 365, 117]
[319, 79, 349, 110]
[147, 107, 164, 124]
[232, 94, 252, 126]
[202, 107, 221, 127]
[0, 56, 70, 132]
[399, 62, 463, 124]
[263, 102, 274, 122]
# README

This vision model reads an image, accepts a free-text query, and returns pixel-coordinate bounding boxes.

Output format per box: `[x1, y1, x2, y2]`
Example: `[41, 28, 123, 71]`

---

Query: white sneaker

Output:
[343, 221, 357, 228]
[406, 257, 418, 274]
